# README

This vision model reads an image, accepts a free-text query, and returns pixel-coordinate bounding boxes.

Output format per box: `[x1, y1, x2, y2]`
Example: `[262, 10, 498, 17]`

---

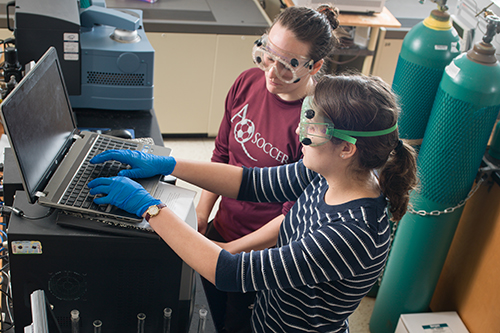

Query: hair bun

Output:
[317, 4, 340, 30]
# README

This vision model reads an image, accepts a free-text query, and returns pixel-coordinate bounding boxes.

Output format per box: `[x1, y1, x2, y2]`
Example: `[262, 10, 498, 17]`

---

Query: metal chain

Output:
[408, 173, 487, 217]
[376, 172, 488, 286]
[375, 160, 498, 286]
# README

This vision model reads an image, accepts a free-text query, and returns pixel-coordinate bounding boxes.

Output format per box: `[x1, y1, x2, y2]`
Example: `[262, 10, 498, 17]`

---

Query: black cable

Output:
[0, 205, 23, 217]
[46, 296, 63, 333]
[2, 37, 15, 47]
[0, 280, 14, 332]
[1, 262, 9, 272]
[0, 264, 13, 332]
[0, 271, 14, 332]
[0, 205, 56, 220]
[20, 208, 56, 220]
[0, 320, 14, 331]
[0, 288, 12, 302]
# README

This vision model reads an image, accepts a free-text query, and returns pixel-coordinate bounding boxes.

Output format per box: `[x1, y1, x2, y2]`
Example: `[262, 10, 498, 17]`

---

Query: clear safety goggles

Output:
[299, 96, 398, 146]
[252, 34, 315, 84]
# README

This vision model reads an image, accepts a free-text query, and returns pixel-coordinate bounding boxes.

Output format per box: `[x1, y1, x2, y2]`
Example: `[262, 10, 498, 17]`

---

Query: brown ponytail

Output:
[379, 141, 418, 221]
[312, 74, 419, 221]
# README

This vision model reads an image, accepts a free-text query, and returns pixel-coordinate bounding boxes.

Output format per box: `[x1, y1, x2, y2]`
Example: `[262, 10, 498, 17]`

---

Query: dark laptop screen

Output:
[0, 47, 76, 203]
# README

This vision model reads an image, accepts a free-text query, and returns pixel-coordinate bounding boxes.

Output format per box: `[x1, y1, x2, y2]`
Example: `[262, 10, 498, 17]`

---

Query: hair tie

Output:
[395, 139, 403, 152]
[318, 6, 330, 14]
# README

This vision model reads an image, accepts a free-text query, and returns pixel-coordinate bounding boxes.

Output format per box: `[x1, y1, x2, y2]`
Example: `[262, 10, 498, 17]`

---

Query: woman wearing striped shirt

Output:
[88, 73, 418, 332]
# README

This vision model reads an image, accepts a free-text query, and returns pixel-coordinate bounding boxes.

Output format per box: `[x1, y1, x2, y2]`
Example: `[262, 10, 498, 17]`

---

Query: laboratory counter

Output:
[0, 0, 271, 35]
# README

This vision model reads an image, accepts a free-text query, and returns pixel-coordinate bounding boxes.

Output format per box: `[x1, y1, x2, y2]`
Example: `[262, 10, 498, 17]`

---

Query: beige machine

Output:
[371, 27, 408, 86]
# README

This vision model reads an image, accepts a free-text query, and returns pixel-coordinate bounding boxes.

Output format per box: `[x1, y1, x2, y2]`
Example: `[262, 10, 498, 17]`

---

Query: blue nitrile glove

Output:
[90, 150, 176, 179]
[88, 176, 161, 217]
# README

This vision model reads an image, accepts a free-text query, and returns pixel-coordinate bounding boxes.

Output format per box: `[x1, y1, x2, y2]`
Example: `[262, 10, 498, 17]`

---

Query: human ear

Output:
[341, 142, 357, 158]
[310, 59, 324, 76]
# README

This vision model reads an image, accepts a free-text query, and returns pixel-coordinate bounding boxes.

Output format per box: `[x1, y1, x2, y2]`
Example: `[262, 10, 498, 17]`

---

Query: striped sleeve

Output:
[237, 160, 315, 204]
[215, 215, 389, 293]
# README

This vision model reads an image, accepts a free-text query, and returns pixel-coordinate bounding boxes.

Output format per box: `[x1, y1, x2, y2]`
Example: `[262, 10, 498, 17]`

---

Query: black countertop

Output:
[0, 0, 270, 35]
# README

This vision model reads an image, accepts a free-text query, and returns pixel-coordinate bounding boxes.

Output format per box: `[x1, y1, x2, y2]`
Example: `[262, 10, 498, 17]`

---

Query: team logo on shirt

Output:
[232, 105, 257, 161]
[234, 118, 255, 144]
[231, 104, 289, 163]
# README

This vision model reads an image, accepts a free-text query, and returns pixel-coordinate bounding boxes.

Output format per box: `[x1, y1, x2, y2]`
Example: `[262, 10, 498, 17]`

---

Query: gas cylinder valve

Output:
[483, 14, 500, 44]
[419, 0, 449, 12]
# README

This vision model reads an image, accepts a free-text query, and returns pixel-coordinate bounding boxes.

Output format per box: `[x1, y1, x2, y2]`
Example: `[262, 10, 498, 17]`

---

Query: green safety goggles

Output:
[299, 96, 398, 146]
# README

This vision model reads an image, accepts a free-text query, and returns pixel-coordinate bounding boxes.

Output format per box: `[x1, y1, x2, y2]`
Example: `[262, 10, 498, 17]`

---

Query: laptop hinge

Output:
[73, 133, 83, 140]
[35, 191, 47, 198]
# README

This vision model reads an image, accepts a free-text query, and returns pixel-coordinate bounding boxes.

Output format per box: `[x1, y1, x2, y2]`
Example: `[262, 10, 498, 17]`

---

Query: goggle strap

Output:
[332, 131, 357, 145]
[344, 123, 398, 137]
[305, 59, 315, 70]
[326, 123, 398, 145]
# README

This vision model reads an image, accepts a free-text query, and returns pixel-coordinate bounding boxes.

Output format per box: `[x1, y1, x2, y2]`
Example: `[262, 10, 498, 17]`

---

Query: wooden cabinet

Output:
[430, 175, 500, 333]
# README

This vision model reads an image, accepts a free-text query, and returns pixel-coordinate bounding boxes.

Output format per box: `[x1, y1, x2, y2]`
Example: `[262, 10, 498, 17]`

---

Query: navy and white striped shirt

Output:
[215, 160, 391, 332]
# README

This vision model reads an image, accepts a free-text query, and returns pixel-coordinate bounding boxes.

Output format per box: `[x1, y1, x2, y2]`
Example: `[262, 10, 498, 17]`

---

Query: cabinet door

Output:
[207, 34, 260, 136]
[147, 32, 217, 134]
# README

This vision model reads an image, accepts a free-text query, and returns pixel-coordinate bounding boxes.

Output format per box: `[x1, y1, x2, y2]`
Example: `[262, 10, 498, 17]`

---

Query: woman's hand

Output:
[88, 176, 161, 217]
[90, 150, 176, 179]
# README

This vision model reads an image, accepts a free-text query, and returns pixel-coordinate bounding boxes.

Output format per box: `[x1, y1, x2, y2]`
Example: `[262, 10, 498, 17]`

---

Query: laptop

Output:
[0, 46, 171, 224]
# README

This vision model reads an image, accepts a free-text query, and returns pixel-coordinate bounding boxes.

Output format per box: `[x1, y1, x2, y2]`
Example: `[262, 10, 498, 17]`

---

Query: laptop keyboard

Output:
[60, 136, 139, 212]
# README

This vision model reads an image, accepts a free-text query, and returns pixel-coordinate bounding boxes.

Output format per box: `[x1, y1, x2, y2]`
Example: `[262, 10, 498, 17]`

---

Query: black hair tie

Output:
[395, 139, 403, 152]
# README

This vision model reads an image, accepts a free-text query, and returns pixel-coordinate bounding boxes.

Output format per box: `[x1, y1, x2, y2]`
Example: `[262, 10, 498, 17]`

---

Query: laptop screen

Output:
[0, 47, 76, 203]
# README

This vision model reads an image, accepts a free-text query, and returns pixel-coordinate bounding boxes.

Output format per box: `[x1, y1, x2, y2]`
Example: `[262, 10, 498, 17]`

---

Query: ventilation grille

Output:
[48, 270, 87, 301]
[86, 71, 145, 86]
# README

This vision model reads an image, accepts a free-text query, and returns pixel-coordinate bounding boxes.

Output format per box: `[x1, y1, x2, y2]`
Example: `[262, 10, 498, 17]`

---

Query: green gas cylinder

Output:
[393, 9, 460, 147]
[370, 34, 500, 333]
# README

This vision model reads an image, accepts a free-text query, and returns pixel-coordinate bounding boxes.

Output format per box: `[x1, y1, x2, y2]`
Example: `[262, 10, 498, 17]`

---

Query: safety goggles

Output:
[252, 34, 315, 84]
[299, 96, 398, 146]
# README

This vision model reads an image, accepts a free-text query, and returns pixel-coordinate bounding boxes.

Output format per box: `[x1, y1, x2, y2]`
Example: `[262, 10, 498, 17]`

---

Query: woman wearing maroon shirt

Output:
[196, 5, 341, 333]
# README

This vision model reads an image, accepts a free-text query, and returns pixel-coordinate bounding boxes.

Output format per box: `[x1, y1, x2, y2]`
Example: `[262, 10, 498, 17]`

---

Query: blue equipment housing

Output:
[69, 5, 155, 110]
[14, 0, 155, 111]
